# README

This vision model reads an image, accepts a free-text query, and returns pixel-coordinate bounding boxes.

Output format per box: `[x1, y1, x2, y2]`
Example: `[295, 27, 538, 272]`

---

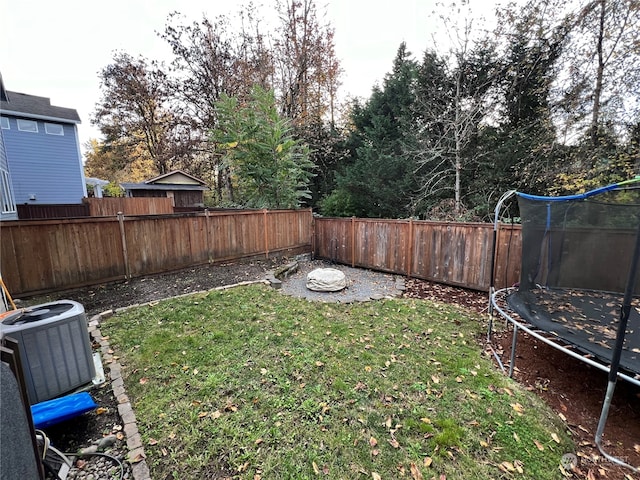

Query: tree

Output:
[84, 138, 156, 184]
[211, 86, 315, 208]
[559, 0, 640, 146]
[410, 14, 500, 217]
[273, 0, 343, 129]
[92, 53, 192, 176]
[322, 44, 420, 218]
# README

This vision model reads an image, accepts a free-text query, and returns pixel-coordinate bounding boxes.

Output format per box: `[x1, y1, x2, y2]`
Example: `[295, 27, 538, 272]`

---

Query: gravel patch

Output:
[279, 259, 404, 302]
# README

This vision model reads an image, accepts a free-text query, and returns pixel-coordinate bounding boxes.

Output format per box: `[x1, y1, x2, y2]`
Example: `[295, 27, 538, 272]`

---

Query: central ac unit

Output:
[0, 300, 95, 404]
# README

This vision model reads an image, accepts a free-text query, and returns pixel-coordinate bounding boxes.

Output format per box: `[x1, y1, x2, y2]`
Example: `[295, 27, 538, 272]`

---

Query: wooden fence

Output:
[1, 212, 523, 297]
[16, 204, 90, 220]
[83, 197, 174, 216]
[313, 217, 521, 292]
[1, 209, 313, 296]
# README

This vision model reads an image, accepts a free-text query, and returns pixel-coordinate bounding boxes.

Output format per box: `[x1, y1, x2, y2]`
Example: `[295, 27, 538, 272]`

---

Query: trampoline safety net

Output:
[507, 187, 640, 377]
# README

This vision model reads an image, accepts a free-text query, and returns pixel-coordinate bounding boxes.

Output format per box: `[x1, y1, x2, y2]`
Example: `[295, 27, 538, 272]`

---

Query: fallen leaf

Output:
[500, 461, 515, 472]
[139, 377, 148, 385]
[431, 375, 440, 384]
[95, 407, 108, 415]
[161, 447, 168, 456]
[312, 461, 320, 475]
[364, 366, 372, 372]
[423, 457, 433, 467]
[372, 473, 382, 480]
[211, 410, 222, 419]
[130, 452, 146, 463]
[511, 403, 524, 414]
[315, 361, 324, 367]
[533, 439, 544, 451]
[255, 438, 263, 445]
[369, 437, 378, 447]
[514, 460, 524, 474]
[551, 433, 560, 443]
[410, 462, 423, 480]
[372, 449, 380, 456]
[388, 438, 400, 449]
[76, 459, 87, 469]
[148, 438, 158, 446]
[198, 411, 208, 418]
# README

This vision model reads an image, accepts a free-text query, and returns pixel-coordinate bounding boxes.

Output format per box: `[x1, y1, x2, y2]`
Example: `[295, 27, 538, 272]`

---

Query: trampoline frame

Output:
[488, 183, 640, 473]
[489, 287, 640, 388]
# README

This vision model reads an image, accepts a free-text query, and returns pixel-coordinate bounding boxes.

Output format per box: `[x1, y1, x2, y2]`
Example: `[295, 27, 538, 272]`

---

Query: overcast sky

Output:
[0, 0, 502, 152]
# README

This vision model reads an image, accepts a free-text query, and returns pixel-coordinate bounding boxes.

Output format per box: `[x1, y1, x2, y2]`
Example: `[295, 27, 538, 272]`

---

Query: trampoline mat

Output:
[507, 288, 640, 377]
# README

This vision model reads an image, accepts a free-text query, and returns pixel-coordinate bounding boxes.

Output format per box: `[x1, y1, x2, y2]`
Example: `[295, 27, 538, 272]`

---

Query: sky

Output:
[0, 0, 500, 154]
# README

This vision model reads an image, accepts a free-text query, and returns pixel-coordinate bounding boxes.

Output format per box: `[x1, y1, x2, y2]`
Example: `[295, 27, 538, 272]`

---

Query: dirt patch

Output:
[20, 257, 289, 319]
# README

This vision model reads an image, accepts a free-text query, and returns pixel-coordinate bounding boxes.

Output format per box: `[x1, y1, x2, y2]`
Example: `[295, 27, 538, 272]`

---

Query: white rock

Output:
[306, 268, 347, 292]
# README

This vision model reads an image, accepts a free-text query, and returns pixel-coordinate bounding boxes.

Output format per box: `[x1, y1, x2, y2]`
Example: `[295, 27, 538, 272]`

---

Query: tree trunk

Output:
[590, 0, 606, 146]
[454, 70, 462, 215]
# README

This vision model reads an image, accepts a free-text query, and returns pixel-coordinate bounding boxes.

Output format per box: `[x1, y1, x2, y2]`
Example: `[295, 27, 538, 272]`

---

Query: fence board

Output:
[84, 197, 174, 216]
[16, 204, 89, 219]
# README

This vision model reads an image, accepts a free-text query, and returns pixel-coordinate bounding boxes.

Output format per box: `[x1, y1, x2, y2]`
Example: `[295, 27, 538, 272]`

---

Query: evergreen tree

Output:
[321, 44, 420, 218]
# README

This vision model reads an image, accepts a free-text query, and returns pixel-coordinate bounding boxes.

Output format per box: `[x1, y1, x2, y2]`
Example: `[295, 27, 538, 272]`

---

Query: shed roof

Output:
[120, 183, 209, 192]
[145, 170, 207, 185]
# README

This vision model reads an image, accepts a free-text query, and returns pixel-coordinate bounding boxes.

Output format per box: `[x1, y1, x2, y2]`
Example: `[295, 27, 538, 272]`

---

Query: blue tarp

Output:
[31, 392, 97, 429]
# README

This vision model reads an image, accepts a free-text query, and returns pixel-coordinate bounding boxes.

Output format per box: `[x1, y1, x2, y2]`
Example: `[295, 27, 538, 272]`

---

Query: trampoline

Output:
[489, 179, 640, 473]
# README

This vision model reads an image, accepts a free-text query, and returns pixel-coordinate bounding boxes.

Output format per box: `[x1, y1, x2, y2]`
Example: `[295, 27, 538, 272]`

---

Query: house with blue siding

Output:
[0, 75, 86, 220]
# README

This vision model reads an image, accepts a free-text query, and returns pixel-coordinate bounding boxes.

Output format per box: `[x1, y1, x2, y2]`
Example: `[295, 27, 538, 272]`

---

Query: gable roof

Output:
[121, 170, 209, 193]
[0, 90, 81, 124]
[145, 170, 207, 185]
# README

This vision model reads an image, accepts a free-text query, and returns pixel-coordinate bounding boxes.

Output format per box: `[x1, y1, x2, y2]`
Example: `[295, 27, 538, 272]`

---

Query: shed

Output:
[120, 170, 209, 208]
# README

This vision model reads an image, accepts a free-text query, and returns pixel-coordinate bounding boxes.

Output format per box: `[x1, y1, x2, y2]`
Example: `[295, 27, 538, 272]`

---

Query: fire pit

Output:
[306, 268, 347, 292]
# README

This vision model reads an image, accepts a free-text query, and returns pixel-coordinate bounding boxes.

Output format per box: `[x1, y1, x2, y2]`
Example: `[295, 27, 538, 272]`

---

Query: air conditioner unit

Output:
[0, 300, 95, 404]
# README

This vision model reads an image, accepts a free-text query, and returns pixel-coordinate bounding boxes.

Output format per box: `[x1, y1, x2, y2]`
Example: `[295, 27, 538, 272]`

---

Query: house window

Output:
[17, 119, 38, 132]
[1, 168, 16, 214]
[0, 117, 8, 129]
[45, 123, 64, 135]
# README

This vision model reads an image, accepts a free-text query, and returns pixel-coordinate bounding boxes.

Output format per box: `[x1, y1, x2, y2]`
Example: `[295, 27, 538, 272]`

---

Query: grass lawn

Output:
[102, 284, 573, 479]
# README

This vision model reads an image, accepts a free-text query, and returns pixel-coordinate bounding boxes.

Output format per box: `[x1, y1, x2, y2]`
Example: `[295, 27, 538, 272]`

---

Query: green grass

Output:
[102, 284, 573, 479]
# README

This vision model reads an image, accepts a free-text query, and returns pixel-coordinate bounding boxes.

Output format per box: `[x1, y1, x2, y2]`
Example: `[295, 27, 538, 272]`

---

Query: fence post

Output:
[263, 209, 269, 259]
[117, 212, 131, 279]
[351, 217, 355, 267]
[407, 218, 413, 278]
[204, 209, 213, 264]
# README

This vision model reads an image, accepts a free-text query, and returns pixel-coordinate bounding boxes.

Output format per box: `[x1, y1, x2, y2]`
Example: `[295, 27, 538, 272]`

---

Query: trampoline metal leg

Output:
[595, 380, 639, 473]
[508, 325, 518, 378]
